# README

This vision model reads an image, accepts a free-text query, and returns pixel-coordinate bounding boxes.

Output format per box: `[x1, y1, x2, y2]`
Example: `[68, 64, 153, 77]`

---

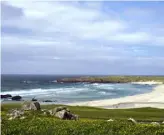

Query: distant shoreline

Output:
[56, 76, 164, 83]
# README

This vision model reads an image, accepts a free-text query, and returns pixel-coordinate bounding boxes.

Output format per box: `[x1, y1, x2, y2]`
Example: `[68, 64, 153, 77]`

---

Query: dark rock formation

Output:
[43, 100, 53, 102]
[31, 97, 37, 101]
[1, 94, 12, 99]
[12, 96, 22, 101]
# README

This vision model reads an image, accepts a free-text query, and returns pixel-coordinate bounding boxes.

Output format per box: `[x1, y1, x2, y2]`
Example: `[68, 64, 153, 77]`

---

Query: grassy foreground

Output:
[1, 104, 164, 135]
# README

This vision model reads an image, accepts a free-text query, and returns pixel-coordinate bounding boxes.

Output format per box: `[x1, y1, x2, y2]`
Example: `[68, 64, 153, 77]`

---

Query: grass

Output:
[1, 103, 164, 135]
[57, 76, 164, 83]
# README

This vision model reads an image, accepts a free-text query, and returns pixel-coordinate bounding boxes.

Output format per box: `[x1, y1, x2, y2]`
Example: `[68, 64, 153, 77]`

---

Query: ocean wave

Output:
[98, 91, 114, 95]
[1, 87, 91, 96]
[92, 83, 115, 90]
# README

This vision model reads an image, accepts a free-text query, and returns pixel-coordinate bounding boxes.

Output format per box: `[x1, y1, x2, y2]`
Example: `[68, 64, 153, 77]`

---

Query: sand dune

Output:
[69, 84, 164, 109]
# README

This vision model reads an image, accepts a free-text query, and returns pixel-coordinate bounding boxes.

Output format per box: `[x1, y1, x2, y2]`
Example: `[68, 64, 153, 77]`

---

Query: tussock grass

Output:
[1, 104, 164, 135]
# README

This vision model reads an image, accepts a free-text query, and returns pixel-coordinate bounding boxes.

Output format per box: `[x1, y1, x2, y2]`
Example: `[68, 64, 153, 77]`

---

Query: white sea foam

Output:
[98, 91, 113, 95]
[1, 83, 155, 104]
[131, 81, 163, 85]
[1, 87, 91, 97]
[69, 85, 164, 109]
[92, 83, 114, 90]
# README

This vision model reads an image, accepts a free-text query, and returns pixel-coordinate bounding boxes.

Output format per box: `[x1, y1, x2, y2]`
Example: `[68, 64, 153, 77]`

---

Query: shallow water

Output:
[1, 75, 157, 104]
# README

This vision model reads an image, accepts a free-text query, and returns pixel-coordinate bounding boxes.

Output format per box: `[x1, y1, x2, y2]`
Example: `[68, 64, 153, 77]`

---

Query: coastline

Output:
[68, 84, 164, 109]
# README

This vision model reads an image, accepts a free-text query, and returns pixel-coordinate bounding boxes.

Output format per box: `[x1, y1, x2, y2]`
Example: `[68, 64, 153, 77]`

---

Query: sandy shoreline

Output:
[68, 84, 164, 109]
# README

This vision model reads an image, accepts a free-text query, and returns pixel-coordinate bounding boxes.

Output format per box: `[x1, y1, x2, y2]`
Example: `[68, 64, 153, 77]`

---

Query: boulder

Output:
[55, 109, 68, 119]
[8, 109, 24, 119]
[54, 106, 69, 113]
[48, 106, 78, 120]
[22, 101, 41, 111]
[43, 100, 53, 102]
[1, 94, 12, 99]
[31, 98, 37, 101]
[55, 109, 78, 120]
[12, 95, 22, 101]
[69, 113, 79, 120]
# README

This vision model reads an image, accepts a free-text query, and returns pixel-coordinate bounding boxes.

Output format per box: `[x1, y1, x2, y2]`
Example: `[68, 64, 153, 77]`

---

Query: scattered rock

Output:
[55, 109, 68, 119]
[43, 100, 57, 102]
[43, 100, 53, 102]
[7, 109, 24, 119]
[151, 122, 160, 126]
[12, 95, 22, 101]
[22, 101, 41, 111]
[54, 107, 78, 120]
[32, 97, 37, 101]
[107, 119, 114, 122]
[1, 94, 12, 99]
[128, 118, 137, 124]
[69, 113, 79, 120]
[48, 110, 53, 115]
[54, 106, 70, 113]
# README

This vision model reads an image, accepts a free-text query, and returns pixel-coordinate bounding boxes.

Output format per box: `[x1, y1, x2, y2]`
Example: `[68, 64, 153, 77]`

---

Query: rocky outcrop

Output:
[55, 109, 78, 120]
[49, 106, 78, 120]
[31, 97, 37, 101]
[7, 109, 24, 120]
[1, 94, 12, 99]
[43, 100, 57, 102]
[22, 101, 41, 111]
[12, 96, 22, 101]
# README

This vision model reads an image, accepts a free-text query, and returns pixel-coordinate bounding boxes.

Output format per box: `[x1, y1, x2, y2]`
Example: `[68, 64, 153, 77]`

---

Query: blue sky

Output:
[1, 1, 164, 75]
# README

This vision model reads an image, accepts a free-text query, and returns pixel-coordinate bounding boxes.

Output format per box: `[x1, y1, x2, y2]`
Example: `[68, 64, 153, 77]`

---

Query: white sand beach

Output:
[69, 84, 164, 109]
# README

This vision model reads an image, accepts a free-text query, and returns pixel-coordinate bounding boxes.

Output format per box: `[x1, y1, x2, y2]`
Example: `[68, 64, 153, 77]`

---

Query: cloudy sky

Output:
[1, 1, 164, 75]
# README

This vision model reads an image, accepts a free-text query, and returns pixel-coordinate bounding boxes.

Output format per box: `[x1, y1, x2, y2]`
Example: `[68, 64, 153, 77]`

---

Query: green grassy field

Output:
[1, 104, 164, 135]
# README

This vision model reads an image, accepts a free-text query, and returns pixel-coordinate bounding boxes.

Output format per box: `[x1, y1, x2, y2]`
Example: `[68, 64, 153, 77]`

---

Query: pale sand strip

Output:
[68, 84, 164, 109]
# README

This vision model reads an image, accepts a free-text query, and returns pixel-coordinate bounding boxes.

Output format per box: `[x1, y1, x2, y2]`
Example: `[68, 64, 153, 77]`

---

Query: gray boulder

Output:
[55, 109, 67, 119]
[54, 106, 69, 113]
[48, 106, 78, 120]
[22, 101, 41, 111]
[55, 109, 78, 120]
[8, 109, 24, 119]
[49, 106, 69, 116]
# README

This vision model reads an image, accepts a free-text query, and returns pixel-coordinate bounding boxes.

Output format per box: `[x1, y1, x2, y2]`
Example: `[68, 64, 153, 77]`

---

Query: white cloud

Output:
[1, 1, 164, 74]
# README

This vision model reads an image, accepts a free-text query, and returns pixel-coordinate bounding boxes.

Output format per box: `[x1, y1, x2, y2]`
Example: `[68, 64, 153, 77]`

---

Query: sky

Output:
[1, 1, 164, 75]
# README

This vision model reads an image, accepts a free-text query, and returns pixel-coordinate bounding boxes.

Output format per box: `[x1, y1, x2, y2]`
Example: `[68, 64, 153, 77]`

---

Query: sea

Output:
[1, 75, 157, 104]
